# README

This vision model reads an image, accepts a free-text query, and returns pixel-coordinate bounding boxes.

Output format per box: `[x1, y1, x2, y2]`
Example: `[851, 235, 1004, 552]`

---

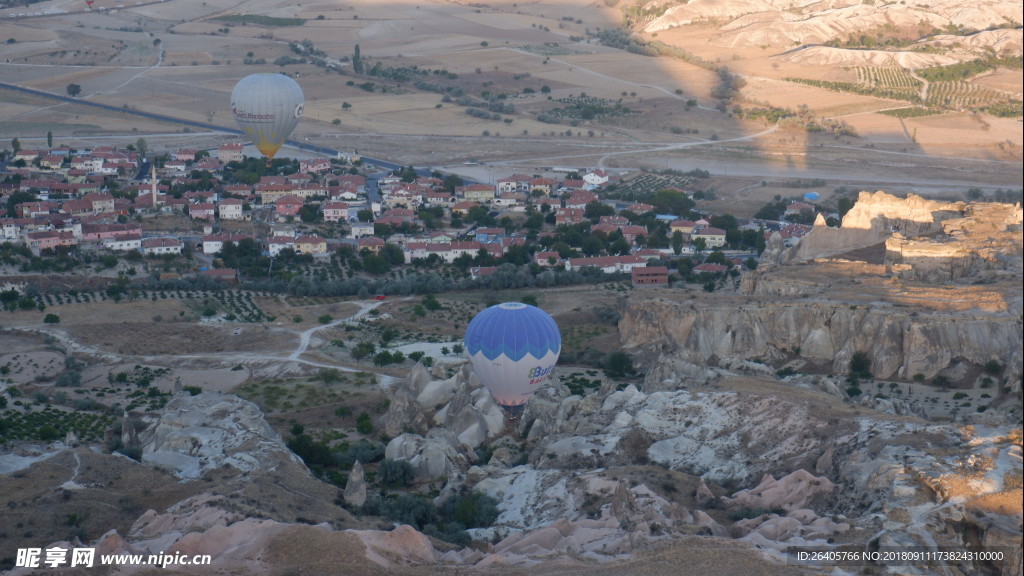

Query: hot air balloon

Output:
[230, 73, 304, 161]
[464, 302, 561, 420]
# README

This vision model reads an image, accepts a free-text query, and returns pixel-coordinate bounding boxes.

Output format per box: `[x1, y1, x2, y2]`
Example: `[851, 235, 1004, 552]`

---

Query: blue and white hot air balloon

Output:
[464, 302, 561, 418]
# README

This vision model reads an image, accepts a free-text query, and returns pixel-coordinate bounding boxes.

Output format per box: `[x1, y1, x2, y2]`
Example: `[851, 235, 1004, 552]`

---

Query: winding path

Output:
[26, 297, 396, 375]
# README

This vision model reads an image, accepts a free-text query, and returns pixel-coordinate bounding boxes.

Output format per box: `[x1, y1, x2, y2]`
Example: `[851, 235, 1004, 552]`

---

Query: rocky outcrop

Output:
[385, 429, 475, 482]
[344, 461, 367, 507]
[724, 470, 834, 513]
[139, 392, 301, 480]
[619, 296, 1022, 380]
[382, 366, 432, 438]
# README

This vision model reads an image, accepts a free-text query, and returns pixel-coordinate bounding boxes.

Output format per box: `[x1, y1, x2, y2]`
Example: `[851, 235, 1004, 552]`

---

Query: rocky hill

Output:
[644, 0, 1023, 58]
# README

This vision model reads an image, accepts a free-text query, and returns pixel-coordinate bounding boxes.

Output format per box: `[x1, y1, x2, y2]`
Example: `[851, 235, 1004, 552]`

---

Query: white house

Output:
[218, 198, 244, 220]
[142, 237, 184, 255]
[102, 234, 143, 252]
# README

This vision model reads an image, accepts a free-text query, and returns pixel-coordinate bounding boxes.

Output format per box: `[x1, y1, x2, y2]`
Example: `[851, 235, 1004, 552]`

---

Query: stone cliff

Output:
[766, 192, 1023, 284]
[619, 295, 1021, 381]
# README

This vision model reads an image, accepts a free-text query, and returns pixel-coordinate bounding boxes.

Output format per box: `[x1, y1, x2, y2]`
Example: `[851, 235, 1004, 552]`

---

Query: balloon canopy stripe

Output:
[465, 303, 561, 362]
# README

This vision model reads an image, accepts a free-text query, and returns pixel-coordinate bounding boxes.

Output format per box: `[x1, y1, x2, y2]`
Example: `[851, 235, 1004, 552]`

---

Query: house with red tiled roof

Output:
[335, 174, 366, 190]
[40, 155, 65, 170]
[196, 158, 224, 172]
[16, 202, 60, 218]
[423, 190, 454, 205]
[83, 192, 115, 213]
[599, 215, 630, 227]
[190, 202, 217, 222]
[669, 219, 697, 235]
[529, 177, 556, 196]
[61, 199, 94, 217]
[294, 234, 328, 255]
[626, 202, 655, 214]
[274, 195, 304, 218]
[534, 251, 561, 267]
[784, 202, 816, 217]
[582, 169, 609, 187]
[202, 233, 252, 254]
[14, 149, 43, 162]
[559, 179, 585, 191]
[621, 225, 649, 245]
[459, 184, 495, 203]
[267, 236, 295, 257]
[300, 157, 331, 174]
[693, 263, 728, 274]
[555, 207, 585, 226]
[591, 222, 618, 237]
[357, 236, 386, 254]
[142, 237, 183, 255]
[81, 223, 142, 242]
[323, 201, 349, 223]
[632, 266, 668, 286]
[25, 230, 77, 255]
[451, 201, 480, 215]
[217, 142, 244, 162]
[175, 149, 197, 162]
[565, 191, 598, 210]
[218, 198, 245, 220]
[102, 233, 142, 251]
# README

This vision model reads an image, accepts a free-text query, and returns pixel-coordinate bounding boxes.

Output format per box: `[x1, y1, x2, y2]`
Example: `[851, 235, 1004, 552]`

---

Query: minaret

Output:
[150, 161, 158, 208]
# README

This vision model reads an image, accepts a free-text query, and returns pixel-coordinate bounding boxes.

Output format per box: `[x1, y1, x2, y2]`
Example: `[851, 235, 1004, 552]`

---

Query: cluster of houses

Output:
[2, 143, 821, 285]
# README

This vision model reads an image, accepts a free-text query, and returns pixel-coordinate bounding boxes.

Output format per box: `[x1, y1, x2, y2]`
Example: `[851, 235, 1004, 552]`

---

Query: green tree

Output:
[605, 351, 634, 377]
[849, 351, 871, 378]
[671, 231, 684, 255]
[352, 44, 363, 74]
[66, 83, 82, 97]
[356, 411, 373, 434]
[11, 137, 20, 153]
[47, 130, 53, 149]
[361, 253, 390, 274]
[44, 313, 60, 324]
[399, 165, 417, 182]
[136, 137, 148, 158]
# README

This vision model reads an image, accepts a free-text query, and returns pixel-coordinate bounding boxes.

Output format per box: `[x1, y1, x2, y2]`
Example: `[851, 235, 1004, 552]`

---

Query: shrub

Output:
[379, 459, 414, 486]
[356, 412, 373, 434]
[727, 506, 784, 521]
[604, 351, 635, 377]
[43, 313, 60, 324]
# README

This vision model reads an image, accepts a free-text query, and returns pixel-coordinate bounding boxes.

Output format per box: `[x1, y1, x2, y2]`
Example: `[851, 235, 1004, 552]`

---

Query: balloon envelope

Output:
[230, 73, 304, 160]
[464, 302, 561, 414]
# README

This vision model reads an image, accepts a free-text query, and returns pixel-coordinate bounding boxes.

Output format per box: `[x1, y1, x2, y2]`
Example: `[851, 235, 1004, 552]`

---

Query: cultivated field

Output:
[0, 0, 1019, 194]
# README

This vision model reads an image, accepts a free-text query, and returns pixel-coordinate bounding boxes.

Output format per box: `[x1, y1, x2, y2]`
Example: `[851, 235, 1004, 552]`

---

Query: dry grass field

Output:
[0, 0, 1018, 196]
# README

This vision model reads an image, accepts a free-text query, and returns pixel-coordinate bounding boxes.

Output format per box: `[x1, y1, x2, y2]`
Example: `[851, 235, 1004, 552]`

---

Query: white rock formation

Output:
[139, 392, 301, 480]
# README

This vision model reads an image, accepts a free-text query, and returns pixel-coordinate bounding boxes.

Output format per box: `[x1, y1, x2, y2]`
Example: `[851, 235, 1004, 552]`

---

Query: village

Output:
[1, 140, 825, 293]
